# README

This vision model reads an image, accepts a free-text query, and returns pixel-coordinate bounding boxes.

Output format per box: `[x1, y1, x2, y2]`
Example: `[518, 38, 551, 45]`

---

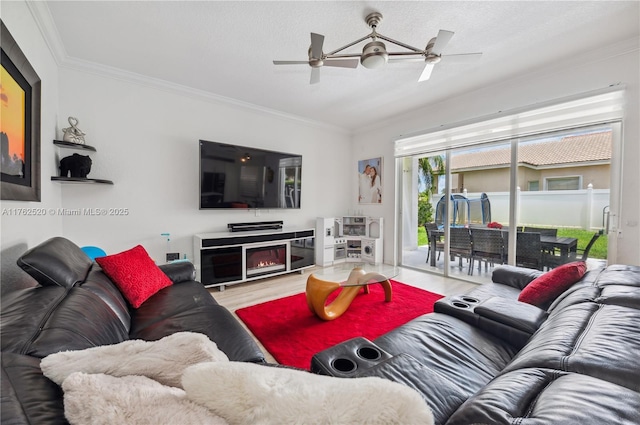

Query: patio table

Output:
[540, 235, 578, 263]
[428, 229, 578, 268]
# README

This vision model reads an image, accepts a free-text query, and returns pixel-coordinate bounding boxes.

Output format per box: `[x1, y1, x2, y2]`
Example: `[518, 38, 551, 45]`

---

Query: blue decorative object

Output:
[81, 246, 106, 260]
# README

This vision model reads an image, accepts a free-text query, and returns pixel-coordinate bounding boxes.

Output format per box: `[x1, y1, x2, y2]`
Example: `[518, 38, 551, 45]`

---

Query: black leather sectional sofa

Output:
[312, 264, 640, 424]
[2, 236, 640, 424]
[1, 237, 265, 424]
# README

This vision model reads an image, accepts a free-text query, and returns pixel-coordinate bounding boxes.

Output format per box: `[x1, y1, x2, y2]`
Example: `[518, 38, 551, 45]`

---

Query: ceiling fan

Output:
[273, 12, 482, 84]
[273, 33, 360, 85]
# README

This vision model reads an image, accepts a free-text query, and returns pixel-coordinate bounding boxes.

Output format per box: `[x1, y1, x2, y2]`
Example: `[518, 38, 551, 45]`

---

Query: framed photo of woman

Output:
[358, 157, 382, 204]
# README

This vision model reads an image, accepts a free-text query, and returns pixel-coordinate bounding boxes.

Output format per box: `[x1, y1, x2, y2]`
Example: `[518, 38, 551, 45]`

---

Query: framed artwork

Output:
[1, 20, 41, 201]
[358, 157, 382, 204]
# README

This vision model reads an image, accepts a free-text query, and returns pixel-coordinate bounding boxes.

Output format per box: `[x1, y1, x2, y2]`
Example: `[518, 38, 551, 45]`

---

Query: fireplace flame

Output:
[255, 260, 279, 268]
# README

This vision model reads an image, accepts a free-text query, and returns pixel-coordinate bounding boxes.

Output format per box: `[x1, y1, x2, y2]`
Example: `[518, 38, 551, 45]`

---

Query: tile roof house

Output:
[445, 130, 612, 193]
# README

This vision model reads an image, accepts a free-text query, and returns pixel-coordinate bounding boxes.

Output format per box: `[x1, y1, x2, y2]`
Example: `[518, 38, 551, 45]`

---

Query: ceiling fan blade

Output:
[418, 63, 435, 82]
[310, 33, 324, 59]
[324, 58, 359, 68]
[388, 57, 426, 63]
[440, 52, 483, 62]
[310, 67, 320, 84]
[388, 50, 427, 63]
[431, 30, 454, 55]
[273, 60, 310, 65]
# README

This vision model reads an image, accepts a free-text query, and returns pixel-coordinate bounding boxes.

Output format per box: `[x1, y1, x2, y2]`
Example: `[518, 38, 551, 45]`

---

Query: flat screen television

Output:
[199, 140, 302, 209]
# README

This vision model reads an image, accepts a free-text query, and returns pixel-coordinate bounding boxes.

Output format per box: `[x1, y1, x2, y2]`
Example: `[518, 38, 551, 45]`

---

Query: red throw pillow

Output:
[518, 261, 587, 307]
[96, 245, 172, 308]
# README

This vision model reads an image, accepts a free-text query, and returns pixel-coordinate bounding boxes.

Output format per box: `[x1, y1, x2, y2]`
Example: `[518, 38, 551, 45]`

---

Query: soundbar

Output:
[227, 221, 284, 233]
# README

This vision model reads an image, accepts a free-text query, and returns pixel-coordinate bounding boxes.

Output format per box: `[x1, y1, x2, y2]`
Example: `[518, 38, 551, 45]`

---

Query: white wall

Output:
[353, 38, 640, 266]
[1, 2, 63, 292]
[56, 69, 352, 262]
[2, 1, 351, 274]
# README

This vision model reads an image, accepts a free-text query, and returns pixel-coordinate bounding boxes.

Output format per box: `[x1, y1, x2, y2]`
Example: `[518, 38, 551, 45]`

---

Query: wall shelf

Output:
[52, 139, 113, 184]
[53, 140, 96, 151]
[51, 176, 114, 185]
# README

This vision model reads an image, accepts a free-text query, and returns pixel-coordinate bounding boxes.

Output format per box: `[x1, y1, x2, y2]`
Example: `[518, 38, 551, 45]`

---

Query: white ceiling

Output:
[42, 1, 640, 132]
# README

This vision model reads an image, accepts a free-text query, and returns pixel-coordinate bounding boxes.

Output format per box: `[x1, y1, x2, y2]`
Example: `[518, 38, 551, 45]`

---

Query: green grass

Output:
[418, 226, 428, 246]
[556, 228, 607, 259]
[416, 226, 607, 259]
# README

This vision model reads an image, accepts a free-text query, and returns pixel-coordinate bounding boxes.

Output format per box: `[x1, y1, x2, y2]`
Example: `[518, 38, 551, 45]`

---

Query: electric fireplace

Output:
[195, 227, 315, 289]
[245, 244, 287, 277]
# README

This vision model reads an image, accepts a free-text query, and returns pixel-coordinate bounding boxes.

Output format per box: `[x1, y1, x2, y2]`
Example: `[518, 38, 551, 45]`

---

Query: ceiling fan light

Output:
[425, 55, 442, 65]
[361, 41, 388, 69]
[309, 58, 324, 68]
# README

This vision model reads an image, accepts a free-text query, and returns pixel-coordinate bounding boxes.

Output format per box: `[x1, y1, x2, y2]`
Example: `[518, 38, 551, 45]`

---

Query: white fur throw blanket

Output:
[62, 373, 227, 425]
[183, 361, 434, 425]
[41, 331, 228, 388]
[42, 332, 434, 425]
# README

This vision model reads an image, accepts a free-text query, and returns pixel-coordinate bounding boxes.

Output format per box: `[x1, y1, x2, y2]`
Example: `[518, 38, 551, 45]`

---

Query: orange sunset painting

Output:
[1, 64, 26, 177]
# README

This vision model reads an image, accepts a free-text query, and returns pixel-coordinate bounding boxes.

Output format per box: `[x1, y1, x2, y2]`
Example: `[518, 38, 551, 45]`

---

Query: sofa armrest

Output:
[434, 294, 547, 349]
[158, 262, 196, 284]
[491, 265, 544, 290]
[476, 297, 547, 334]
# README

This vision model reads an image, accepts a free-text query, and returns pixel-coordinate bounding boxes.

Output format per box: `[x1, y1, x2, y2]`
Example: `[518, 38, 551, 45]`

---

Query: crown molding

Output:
[27, 1, 350, 137]
[60, 55, 351, 135]
[26, 0, 67, 66]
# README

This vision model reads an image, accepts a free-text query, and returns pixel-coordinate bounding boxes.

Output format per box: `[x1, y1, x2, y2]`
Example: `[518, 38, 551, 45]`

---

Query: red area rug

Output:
[236, 281, 443, 370]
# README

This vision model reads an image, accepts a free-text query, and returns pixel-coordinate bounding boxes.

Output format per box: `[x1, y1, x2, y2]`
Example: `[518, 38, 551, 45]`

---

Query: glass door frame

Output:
[396, 121, 623, 275]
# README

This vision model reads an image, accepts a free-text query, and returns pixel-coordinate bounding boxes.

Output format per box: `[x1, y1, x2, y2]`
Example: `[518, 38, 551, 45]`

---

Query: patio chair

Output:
[523, 227, 558, 237]
[577, 230, 603, 261]
[424, 223, 444, 264]
[449, 227, 473, 273]
[523, 227, 558, 255]
[469, 228, 505, 275]
[514, 231, 543, 270]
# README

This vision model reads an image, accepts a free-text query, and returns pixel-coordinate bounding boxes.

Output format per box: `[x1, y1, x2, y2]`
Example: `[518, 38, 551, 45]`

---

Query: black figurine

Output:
[59, 153, 92, 178]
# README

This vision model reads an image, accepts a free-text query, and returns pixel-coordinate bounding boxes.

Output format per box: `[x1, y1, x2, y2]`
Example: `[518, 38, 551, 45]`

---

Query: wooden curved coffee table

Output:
[306, 267, 393, 321]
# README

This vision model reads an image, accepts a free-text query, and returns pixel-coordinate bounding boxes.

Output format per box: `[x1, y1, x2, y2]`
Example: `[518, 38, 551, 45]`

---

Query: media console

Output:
[193, 227, 315, 290]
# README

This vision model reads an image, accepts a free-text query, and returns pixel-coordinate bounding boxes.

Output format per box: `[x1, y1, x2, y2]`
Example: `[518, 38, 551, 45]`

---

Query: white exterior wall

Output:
[432, 189, 611, 231]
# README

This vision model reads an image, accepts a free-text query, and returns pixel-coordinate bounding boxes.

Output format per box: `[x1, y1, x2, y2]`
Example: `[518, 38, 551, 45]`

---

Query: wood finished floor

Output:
[209, 266, 478, 363]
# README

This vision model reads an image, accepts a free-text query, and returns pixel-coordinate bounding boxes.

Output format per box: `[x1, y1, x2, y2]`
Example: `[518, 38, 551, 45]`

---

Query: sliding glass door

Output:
[399, 122, 619, 282]
[401, 142, 512, 282]
[513, 124, 614, 269]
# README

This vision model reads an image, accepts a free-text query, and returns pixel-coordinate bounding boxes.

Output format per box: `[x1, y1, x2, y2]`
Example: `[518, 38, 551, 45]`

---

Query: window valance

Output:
[394, 86, 625, 157]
